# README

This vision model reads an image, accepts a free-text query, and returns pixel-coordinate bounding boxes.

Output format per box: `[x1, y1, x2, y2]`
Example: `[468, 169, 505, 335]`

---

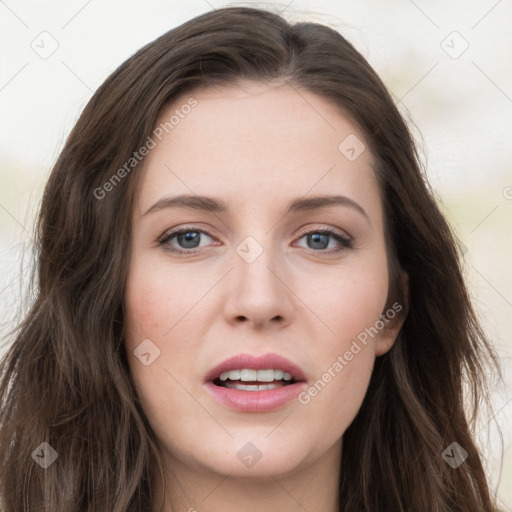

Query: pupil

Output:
[309, 233, 328, 250]
[178, 231, 200, 248]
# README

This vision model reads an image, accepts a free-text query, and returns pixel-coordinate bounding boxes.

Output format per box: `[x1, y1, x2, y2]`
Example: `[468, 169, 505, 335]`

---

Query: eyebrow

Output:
[143, 193, 370, 223]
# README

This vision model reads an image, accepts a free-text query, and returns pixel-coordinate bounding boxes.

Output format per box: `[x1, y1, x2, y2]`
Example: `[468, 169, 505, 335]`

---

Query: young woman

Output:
[0, 6, 502, 511]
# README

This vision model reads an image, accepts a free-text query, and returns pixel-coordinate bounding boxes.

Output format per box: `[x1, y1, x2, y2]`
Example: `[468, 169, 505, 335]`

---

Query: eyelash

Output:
[157, 226, 353, 255]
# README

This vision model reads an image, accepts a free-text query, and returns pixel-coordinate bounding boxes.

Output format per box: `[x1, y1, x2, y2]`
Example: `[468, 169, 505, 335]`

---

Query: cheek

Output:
[292, 258, 387, 431]
[123, 267, 203, 453]
[123, 257, 212, 427]
[323, 276, 386, 327]
[301, 257, 389, 346]
[124, 257, 208, 347]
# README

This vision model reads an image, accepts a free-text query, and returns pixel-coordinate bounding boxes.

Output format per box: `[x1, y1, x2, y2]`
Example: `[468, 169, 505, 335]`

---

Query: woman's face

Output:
[124, 81, 405, 480]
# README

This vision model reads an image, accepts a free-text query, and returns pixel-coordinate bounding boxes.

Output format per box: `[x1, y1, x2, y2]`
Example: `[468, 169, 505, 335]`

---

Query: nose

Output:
[223, 238, 295, 329]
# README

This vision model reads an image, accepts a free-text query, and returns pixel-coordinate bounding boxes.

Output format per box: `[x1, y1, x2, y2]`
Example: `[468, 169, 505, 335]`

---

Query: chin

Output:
[167, 431, 313, 479]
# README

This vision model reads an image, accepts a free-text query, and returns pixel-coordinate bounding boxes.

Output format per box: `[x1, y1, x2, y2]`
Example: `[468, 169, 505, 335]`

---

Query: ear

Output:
[375, 271, 409, 356]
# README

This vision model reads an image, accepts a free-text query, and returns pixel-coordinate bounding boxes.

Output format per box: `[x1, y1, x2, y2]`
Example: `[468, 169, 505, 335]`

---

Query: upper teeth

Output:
[219, 369, 293, 382]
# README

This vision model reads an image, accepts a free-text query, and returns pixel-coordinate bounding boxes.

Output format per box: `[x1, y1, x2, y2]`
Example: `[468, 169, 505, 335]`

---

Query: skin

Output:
[124, 80, 407, 512]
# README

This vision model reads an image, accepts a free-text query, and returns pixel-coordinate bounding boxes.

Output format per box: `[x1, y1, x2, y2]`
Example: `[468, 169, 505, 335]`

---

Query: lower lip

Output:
[204, 381, 306, 412]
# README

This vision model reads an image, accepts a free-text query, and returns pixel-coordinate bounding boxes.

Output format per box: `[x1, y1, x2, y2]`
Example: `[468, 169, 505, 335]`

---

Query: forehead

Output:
[135, 81, 382, 222]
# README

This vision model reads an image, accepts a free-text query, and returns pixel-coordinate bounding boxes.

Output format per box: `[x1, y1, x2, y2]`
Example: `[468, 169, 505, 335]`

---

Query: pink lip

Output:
[203, 353, 307, 413]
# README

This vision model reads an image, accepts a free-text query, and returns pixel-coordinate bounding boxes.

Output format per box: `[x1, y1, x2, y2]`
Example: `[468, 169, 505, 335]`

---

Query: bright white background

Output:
[1, 0, 511, 508]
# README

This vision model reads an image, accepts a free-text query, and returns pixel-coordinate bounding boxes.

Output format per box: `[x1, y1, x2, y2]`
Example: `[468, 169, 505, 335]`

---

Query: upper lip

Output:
[205, 353, 307, 383]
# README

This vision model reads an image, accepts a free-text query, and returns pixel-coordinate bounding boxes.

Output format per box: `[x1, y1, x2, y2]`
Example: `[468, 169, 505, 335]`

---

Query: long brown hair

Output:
[0, 6, 501, 511]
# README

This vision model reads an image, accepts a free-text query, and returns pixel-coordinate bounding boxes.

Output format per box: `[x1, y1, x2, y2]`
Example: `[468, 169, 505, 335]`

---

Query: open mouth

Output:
[204, 353, 306, 412]
[213, 368, 296, 391]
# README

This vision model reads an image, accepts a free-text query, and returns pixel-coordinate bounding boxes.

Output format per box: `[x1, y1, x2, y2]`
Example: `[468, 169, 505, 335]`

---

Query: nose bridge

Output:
[235, 232, 281, 295]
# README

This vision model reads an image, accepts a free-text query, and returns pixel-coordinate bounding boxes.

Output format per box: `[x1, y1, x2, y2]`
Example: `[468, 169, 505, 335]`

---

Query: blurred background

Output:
[1, 0, 511, 508]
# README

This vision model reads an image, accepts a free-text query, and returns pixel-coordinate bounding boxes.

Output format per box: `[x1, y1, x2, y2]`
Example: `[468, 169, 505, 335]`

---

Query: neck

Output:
[151, 439, 341, 512]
